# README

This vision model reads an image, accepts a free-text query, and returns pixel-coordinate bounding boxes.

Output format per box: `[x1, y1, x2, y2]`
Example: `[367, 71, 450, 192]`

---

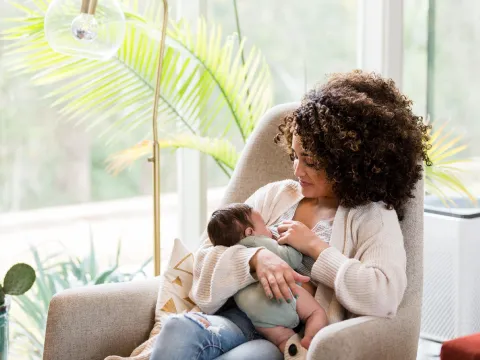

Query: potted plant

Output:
[0, 263, 36, 360]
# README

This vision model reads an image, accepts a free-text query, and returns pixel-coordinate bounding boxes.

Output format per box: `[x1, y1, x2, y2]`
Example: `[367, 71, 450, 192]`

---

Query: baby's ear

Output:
[244, 227, 254, 237]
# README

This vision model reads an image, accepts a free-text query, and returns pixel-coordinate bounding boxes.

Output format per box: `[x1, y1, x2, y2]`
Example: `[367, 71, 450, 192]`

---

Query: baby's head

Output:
[207, 203, 272, 246]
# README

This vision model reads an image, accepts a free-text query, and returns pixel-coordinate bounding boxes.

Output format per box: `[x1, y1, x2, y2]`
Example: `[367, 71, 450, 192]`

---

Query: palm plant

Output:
[11, 240, 151, 360]
[2, 0, 273, 178]
[3, 0, 475, 205]
[425, 121, 476, 206]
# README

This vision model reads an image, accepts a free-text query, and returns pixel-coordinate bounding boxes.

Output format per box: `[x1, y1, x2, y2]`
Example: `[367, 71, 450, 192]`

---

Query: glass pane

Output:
[427, 0, 480, 157]
[0, 1, 178, 357]
[433, 1, 480, 193]
[208, 0, 357, 103]
[206, 0, 358, 206]
[403, 0, 428, 117]
[404, 0, 480, 197]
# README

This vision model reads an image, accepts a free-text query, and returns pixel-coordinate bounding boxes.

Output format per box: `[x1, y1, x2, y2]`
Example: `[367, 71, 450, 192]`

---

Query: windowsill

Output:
[0, 186, 226, 274]
[0, 186, 227, 234]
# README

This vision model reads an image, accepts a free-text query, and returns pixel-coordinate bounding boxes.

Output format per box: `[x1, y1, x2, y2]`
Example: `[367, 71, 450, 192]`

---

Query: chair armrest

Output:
[43, 278, 159, 360]
[307, 307, 420, 360]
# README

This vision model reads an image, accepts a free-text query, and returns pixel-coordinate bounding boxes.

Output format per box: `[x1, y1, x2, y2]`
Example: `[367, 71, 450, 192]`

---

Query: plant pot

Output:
[0, 296, 10, 360]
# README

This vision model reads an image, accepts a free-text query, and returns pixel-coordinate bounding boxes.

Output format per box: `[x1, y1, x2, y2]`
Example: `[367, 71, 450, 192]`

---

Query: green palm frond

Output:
[105, 140, 153, 175]
[167, 18, 273, 140]
[2, 0, 273, 176]
[425, 122, 476, 205]
[4, 0, 47, 16]
[106, 135, 239, 176]
[158, 135, 239, 172]
[425, 177, 457, 207]
[4, 19, 213, 144]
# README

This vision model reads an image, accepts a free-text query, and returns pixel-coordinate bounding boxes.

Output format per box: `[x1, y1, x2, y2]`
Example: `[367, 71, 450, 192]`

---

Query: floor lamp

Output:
[44, 0, 169, 276]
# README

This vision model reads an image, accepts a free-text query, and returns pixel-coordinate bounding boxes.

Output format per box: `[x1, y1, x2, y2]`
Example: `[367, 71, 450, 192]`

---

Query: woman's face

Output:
[292, 135, 335, 199]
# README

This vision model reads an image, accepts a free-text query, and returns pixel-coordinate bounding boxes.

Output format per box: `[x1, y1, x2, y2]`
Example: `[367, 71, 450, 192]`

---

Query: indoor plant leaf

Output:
[2, 1, 273, 179]
[106, 135, 240, 176]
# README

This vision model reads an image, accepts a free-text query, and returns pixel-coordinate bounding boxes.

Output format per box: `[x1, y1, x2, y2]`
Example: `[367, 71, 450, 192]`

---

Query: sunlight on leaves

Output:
[425, 119, 477, 206]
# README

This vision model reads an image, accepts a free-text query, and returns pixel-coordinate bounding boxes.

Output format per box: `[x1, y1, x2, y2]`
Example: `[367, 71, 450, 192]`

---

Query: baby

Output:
[207, 203, 328, 352]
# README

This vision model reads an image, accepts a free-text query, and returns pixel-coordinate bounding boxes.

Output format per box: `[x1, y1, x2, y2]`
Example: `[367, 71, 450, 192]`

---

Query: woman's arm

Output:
[191, 181, 309, 313]
[190, 240, 262, 314]
[192, 239, 310, 313]
[190, 184, 274, 314]
[311, 207, 407, 318]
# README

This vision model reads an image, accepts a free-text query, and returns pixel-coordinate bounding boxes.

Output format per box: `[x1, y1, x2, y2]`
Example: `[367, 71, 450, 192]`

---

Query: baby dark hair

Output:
[207, 203, 254, 247]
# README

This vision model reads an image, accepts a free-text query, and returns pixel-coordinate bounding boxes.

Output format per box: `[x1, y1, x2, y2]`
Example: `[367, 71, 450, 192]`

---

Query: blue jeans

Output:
[151, 307, 283, 360]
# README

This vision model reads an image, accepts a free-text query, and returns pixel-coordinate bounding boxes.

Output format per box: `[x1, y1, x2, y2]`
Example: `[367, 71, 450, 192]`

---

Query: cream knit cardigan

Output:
[191, 179, 407, 324]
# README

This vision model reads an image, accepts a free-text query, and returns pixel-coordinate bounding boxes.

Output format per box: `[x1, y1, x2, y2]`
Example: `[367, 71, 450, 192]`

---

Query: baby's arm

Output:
[302, 281, 317, 296]
[240, 235, 302, 269]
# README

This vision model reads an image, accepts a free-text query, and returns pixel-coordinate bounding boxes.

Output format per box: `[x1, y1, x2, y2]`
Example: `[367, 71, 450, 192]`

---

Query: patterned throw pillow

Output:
[155, 238, 197, 319]
[105, 238, 197, 360]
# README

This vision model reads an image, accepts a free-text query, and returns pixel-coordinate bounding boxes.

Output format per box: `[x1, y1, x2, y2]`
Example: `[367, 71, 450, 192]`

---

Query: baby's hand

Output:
[268, 225, 279, 240]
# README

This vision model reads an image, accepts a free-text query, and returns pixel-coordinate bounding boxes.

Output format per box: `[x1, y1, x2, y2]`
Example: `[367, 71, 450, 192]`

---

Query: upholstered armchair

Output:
[43, 103, 424, 360]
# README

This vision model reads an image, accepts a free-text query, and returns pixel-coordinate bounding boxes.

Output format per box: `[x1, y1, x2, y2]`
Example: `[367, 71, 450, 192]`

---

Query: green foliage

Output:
[10, 240, 151, 359]
[0, 264, 36, 305]
[4, 0, 474, 207]
[2, 0, 273, 179]
[106, 135, 239, 175]
[425, 121, 476, 206]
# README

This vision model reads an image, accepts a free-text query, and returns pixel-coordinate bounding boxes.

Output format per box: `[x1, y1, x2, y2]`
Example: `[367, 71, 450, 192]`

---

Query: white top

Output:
[269, 201, 333, 285]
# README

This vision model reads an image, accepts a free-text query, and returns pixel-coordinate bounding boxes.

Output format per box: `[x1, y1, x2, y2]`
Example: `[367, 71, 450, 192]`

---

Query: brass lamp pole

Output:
[45, 0, 169, 276]
[150, 0, 169, 276]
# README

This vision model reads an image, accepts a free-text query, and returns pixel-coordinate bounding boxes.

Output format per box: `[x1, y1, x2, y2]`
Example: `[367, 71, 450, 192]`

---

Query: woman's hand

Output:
[250, 249, 310, 301]
[277, 220, 329, 259]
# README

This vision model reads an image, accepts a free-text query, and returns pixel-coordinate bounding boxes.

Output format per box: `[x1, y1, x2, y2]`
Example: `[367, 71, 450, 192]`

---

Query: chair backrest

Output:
[221, 103, 424, 314]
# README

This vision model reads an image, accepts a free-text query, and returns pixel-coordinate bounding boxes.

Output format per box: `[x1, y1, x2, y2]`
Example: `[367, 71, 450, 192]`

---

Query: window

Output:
[0, 2, 177, 355]
[403, 0, 428, 117]
[208, 0, 357, 104]
[205, 0, 358, 203]
[404, 0, 480, 191]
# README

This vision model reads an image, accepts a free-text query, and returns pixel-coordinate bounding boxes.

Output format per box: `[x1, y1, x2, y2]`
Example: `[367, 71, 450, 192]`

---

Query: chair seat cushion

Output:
[441, 333, 480, 360]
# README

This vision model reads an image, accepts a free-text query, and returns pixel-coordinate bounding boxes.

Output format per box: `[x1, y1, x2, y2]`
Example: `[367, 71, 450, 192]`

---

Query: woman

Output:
[151, 70, 430, 360]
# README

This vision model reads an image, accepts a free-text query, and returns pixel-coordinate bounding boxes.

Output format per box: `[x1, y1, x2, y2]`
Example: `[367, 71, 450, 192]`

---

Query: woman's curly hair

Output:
[275, 70, 431, 219]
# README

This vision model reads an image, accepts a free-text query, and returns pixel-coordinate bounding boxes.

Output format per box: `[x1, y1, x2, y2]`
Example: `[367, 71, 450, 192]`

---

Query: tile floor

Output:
[418, 338, 442, 359]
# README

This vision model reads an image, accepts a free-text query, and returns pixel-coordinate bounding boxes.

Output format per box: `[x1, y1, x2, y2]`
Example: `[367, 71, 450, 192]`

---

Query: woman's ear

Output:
[244, 227, 254, 237]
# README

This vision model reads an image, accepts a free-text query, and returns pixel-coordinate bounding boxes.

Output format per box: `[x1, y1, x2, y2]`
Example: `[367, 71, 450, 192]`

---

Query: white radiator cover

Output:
[422, 198, 480, 342]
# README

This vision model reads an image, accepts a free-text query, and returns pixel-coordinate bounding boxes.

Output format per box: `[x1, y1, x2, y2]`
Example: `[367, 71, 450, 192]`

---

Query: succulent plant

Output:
[0, 263, 36, 308]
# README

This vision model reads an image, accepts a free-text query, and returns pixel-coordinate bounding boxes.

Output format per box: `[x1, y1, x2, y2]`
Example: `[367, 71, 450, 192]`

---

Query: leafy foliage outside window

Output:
[10, 241, 151, 359]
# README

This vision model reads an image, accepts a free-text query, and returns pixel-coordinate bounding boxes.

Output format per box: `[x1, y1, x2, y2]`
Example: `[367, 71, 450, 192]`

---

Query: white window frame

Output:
[357, 0, 404, 89]
[175, 0, 208, 250]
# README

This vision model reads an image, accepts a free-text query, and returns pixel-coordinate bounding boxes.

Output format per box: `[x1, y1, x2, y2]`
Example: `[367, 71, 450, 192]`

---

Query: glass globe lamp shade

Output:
[44, 0, 126, 60]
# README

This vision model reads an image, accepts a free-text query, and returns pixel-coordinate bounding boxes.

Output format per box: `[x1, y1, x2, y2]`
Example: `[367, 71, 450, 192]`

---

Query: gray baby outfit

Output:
[233, 201, 332, 328]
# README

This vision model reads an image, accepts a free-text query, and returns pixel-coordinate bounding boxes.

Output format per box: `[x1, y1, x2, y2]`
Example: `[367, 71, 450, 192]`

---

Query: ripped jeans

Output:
[150, 306, 283, 360]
